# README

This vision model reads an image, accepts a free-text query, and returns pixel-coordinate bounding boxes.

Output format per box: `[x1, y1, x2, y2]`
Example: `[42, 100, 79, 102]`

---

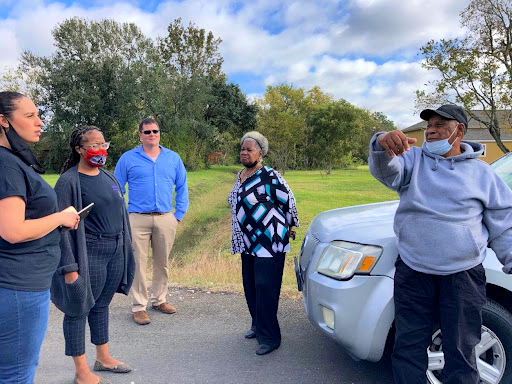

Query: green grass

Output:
[43, 174, 60, 187]
[43, 165, 398, 296]
[280, 167, 398, 242]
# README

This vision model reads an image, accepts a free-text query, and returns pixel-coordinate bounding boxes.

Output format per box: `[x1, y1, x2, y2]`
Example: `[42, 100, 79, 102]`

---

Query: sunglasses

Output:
[142, 129, 160, 135]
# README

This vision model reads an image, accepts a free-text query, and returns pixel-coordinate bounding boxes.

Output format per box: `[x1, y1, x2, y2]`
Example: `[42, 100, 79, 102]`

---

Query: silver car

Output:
[295, 152, 512, 384]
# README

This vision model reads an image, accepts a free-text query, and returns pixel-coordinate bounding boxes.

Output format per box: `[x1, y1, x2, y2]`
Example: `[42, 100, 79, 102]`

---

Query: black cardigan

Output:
[51, 165, 135, 317]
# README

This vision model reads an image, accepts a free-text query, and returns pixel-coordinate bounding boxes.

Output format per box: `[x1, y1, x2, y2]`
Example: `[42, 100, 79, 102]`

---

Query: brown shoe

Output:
[133, 310, 151, 325]
[152, 302, 177, 314]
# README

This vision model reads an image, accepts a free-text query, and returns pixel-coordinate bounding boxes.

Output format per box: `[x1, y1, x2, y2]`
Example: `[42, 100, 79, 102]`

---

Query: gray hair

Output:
[240, 131, 268, 156]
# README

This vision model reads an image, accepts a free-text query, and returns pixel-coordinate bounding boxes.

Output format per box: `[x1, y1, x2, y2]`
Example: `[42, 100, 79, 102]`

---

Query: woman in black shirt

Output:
[0, 91, 79, 383]
[53, 125, 135, 384]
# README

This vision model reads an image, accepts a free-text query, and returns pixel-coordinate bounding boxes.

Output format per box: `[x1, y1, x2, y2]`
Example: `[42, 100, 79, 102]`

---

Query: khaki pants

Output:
[129, 212, 178, 312]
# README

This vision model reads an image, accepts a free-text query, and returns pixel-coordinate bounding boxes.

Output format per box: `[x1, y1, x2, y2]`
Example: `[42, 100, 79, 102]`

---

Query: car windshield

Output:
[491, 152, 512, 188]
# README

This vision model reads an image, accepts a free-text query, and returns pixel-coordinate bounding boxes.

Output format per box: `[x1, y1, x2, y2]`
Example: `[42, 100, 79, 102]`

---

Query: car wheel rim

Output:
[426, 326, 506, 384]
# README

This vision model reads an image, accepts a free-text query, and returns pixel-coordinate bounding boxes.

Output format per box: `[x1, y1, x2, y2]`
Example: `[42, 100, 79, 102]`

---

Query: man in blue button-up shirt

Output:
[115, 118, 189, 325]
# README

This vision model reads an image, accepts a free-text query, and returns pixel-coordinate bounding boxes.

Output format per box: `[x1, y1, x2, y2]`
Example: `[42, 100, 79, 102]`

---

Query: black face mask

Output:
[2, 121, 45, 174]
[243, 160, 259, 169]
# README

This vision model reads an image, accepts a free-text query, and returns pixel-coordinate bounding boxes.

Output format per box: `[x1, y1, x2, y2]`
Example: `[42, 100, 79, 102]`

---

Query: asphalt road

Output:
[35, 287, 393, 384]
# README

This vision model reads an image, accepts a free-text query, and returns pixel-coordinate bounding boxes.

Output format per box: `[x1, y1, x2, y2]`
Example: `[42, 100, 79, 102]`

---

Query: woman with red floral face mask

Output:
[52, 125, 135, 384]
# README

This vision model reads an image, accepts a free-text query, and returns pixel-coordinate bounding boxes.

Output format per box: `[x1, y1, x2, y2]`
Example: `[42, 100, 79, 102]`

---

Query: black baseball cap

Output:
[420, 104, 468, 132]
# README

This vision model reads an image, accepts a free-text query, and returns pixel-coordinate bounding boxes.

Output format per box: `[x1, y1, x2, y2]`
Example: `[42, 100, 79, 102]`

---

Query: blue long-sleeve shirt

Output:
[114, 145, 189, 220]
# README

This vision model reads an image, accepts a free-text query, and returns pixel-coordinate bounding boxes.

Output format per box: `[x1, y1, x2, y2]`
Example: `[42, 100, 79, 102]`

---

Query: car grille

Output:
[299, 233, 320, 271]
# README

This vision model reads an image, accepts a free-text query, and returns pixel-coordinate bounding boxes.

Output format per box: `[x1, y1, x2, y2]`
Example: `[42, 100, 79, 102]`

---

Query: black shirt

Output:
[79, 171, 124, 235]
[0, 146, 60, 291]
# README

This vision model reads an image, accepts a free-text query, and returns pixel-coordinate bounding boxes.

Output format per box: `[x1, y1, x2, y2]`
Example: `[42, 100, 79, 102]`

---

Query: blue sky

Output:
[0, 0, 471, 127]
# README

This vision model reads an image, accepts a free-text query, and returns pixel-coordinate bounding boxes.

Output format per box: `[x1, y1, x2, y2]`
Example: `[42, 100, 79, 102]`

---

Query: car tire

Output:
[426, 299, 512, 384]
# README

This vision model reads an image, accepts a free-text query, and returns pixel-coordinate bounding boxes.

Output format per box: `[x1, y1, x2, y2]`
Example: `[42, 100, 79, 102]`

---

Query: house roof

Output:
[464, 129, 512, 141]
[403, 110, 512, 140]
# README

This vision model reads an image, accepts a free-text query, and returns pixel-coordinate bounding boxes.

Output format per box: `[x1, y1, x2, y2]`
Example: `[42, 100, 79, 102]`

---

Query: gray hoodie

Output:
[369, 132, 512, 275]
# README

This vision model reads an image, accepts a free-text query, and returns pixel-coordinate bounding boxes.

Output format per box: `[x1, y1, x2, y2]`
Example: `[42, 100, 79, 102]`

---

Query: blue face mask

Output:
[425, 128, 457, 155]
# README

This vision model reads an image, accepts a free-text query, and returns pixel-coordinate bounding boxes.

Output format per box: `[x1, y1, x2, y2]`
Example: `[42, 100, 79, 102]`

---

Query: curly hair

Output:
[60, 125, 101, 174]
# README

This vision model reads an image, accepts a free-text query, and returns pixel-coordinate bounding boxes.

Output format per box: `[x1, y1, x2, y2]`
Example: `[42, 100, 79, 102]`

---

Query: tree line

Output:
[1, 17, 394, 173]
[255, 84, 394, 173]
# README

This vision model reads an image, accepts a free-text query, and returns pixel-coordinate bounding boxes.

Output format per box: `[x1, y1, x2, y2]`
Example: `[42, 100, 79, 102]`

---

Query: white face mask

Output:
[425, 127, 458, 155]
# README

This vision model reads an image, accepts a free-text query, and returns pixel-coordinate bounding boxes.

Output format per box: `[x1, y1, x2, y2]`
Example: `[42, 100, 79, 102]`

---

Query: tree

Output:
[307, 101, 382, 173]
[351, 111, 395, 162]
[255, 84, 333, 172]
[21, 18, 155, 170]
[0, 66, 41, 100]
[301, 86, 334, 168]
[204, 78, 258, 164]
[17, 17, 247, 171]
[417, 0, 512, 154]
[206, 78, 257, 136]
[255, 83, 384, 172]
[256, 84, 309, 173]
[158, 18, 223, 78]
[152, 18, 235, 169]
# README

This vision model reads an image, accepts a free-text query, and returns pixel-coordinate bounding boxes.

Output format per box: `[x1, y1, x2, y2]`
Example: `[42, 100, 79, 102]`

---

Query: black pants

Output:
[241, 252, 285, 347]
[63, 233, 124, 356]
[392, 258, 487, 384]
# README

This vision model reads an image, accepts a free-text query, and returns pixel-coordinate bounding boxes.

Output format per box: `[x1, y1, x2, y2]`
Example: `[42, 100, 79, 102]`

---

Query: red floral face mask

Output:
[84, 148, 107, 167]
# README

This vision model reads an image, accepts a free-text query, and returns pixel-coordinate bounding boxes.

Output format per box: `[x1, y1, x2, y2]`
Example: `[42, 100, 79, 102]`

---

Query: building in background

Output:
[403, 110, 512, 163]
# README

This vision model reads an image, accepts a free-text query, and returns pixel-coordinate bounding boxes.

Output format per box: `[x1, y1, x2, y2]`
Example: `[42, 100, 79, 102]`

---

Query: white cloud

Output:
[277, 58, 440, 128]
[0, 21, 20, 70]
[287, 61, 311, 82]
[0, 1, 155, 67]
[0, 0, 472, 127]
[331, 0, 472, 56]
[264, 74, 276, 86]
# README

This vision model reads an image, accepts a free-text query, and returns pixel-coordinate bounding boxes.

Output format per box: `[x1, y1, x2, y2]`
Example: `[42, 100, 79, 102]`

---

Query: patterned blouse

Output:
[228, 165, 299, 257]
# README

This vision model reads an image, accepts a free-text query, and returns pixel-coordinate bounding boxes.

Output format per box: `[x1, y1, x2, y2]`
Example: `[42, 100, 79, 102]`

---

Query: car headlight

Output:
[316, 240, 383, 280]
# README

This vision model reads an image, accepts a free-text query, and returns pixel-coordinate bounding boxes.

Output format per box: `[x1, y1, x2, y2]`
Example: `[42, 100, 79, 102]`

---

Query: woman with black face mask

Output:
[228, 131, 300, 356]
[52, 125, 135, 384]
[0, 91, 80, 383]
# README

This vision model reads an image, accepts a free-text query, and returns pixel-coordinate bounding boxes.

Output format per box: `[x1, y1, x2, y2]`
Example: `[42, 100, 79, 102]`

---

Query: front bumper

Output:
[300, 268, 394, 362]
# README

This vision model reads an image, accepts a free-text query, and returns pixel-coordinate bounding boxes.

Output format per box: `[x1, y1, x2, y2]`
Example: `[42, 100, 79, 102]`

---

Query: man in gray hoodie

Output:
[369, 105, 512, 384]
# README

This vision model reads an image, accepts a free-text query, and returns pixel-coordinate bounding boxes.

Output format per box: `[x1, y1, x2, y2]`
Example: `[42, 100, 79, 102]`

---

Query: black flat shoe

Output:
[256, 344, 279, 355]
[245, 328, 256, 339]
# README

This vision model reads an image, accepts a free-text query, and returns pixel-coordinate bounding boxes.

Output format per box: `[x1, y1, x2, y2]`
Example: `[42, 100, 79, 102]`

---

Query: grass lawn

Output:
[43, 166, 398, 297]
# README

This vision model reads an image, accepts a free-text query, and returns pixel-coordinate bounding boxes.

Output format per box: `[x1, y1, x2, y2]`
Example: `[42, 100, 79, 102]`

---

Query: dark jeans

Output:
[392, 258, 487, 384]
[0, 287, 50, 383]
[63, 233, 124, 356]
[241, 252, 285, 347]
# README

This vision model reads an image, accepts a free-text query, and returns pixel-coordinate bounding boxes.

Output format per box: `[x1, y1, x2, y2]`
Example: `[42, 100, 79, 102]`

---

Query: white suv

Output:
[295, 152, 512, 384]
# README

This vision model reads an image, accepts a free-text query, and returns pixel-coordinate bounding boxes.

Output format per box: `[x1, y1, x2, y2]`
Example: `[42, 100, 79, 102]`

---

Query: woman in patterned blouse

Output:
[228, 131, 299, 356]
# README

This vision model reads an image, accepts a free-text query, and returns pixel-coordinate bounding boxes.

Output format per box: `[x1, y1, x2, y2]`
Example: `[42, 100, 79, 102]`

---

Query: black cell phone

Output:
[78, 203, 94, 220]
